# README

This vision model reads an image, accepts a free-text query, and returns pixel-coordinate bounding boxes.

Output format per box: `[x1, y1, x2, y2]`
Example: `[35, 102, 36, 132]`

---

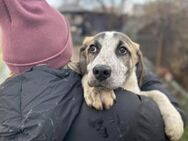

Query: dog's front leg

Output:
[82, 75, 103, 110]
[82, 75, 116, 110]
[140, 90, 184, 141]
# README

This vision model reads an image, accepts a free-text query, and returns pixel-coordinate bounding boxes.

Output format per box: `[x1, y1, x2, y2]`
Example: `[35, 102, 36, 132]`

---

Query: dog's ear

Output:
[79, 44, 87, 74]
[79, 36, 94, 74]
[134, 43, 145, 86]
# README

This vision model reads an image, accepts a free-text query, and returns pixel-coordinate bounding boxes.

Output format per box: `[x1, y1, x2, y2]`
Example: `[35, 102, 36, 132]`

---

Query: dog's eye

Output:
[88, 44, 98, 54]
[118, 46, 128, 55]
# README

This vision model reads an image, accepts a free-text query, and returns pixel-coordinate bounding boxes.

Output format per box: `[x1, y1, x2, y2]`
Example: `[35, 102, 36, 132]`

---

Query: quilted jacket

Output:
[0, 66, 185, 141]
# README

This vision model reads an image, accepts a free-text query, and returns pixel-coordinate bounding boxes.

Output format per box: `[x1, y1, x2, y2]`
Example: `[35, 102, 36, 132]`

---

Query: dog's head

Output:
[80, 31, 144, 89]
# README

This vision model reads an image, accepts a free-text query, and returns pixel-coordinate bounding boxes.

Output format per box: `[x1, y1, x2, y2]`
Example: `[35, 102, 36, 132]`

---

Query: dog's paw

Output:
[84, 87, 103, 110]
[101, 90, 116, 109]
[84, 87, 116, 110]
[90, 89, 116, 110]
[84, 93, 93, 107]
[92, 97, 103, 110]
[164, 115, 184, 141]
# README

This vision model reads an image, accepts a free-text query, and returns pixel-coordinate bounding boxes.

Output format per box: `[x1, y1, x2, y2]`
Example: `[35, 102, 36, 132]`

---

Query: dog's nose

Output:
[93, 65, 111, 81]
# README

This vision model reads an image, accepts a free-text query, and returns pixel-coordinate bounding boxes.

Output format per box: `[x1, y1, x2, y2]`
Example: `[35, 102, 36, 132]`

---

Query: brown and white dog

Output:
[68, 31, 184, 141]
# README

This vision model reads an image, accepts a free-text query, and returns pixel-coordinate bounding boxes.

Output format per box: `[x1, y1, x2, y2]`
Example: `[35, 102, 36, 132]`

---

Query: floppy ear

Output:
[79, 36, 94, 74]
[134, 43, 145, 86]
[79, 44, 87, 74]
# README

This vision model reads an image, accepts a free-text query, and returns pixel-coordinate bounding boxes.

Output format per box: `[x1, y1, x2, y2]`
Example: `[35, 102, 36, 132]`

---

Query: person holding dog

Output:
[0, 0, 185, 141]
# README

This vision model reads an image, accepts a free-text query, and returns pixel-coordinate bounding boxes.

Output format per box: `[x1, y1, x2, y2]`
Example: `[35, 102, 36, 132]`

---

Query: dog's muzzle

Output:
[93, 65, 111, 81]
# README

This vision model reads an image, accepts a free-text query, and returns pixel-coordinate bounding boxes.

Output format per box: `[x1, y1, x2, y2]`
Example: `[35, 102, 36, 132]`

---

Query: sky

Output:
[46, 0, 62, 8]
[46, 0, 147, 9]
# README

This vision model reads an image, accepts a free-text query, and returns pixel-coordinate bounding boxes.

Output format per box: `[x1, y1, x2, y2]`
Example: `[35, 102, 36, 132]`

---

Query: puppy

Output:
[75, 31, 184, 141]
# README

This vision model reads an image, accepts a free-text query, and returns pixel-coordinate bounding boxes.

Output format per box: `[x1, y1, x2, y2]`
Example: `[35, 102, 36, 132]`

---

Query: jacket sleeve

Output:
[140, 72, 186, 125]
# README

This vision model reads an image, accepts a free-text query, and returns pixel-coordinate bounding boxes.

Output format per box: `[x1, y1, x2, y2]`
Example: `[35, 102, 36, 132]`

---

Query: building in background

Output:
[58, 3, 127, 37]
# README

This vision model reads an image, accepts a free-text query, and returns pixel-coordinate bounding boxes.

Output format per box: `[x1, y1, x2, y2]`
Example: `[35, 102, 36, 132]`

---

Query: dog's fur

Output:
[67, 31, 184, 141]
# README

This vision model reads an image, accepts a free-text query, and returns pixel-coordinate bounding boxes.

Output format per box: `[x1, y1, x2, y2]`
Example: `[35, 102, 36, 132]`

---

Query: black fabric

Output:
[0, 66, 185, 141]
[0, 66, 83, 141]
[65, 89, 168, 141]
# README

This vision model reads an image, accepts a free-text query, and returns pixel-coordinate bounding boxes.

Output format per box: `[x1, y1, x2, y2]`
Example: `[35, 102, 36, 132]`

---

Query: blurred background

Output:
[0, 0, 187, 140]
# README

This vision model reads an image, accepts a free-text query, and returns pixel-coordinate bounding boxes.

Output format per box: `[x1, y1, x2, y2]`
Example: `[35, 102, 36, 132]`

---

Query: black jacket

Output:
[0, 66, 185, 141]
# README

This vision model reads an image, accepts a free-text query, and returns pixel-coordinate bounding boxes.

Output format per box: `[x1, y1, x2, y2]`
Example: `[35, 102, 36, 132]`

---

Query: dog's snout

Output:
[93, 65, 111, 81]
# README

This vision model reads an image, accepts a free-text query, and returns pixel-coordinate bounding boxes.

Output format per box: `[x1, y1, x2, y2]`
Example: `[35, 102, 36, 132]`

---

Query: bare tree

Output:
[142, 0, 188, 90]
